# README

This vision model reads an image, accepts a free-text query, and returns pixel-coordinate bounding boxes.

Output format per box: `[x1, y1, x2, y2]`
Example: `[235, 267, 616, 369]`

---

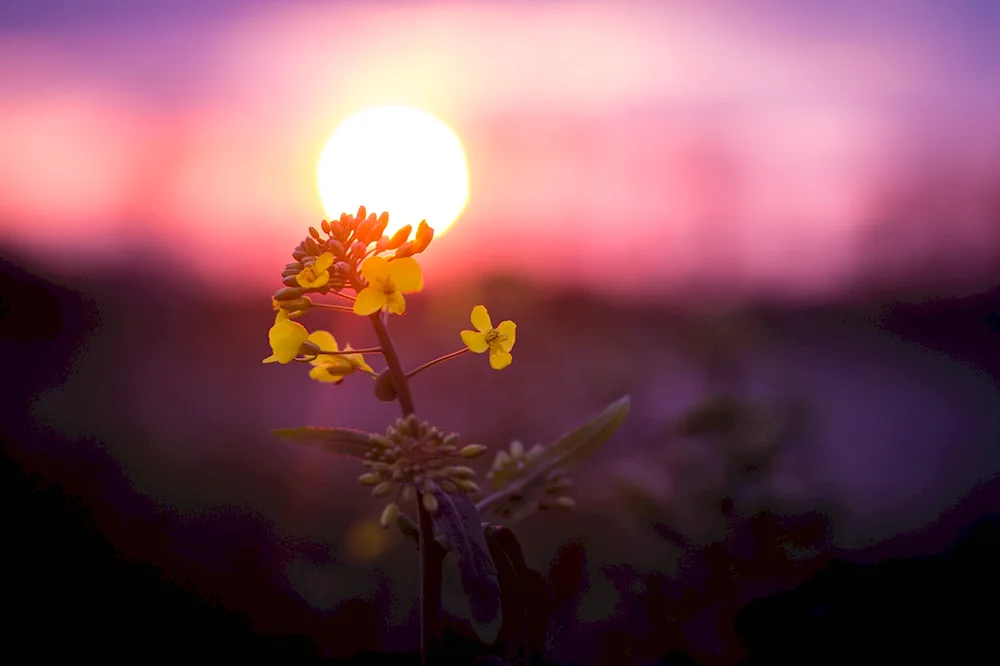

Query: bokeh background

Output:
[2, 1, 999, 663]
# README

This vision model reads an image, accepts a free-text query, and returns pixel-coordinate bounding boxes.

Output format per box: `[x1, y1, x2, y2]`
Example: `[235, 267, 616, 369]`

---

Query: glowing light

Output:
[317, 106, 469, 238]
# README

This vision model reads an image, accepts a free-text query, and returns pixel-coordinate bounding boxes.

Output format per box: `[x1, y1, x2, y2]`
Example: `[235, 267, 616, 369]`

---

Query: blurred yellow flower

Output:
[296, 251, 334, 289]
[263, 317, 309, 364]
[306, 330, 374, 383]
[353, 256, 423, 316]
[461, 305, 516, 369]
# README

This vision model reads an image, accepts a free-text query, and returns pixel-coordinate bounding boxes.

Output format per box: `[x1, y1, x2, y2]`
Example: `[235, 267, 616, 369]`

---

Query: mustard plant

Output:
[263, 207, 629, 663]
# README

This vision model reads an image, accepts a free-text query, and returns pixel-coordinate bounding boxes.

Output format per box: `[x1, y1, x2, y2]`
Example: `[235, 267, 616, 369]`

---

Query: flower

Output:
[461, 305, 516, 369]
[263, 317, 309, 364]
[306, 330, 374, 383]
[353, 256, 423, 315]
[296, 251, 334, 289]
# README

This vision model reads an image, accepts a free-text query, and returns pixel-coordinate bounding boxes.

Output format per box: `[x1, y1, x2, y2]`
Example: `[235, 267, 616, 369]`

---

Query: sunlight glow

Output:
[317, 106, 469, 238]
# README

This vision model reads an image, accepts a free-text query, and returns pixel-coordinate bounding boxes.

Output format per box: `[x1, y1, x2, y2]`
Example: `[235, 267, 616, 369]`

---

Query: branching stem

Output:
[406, 348, 469, 379]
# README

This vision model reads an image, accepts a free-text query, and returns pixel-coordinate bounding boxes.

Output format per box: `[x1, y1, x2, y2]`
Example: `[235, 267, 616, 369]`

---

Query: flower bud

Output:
[356, 205, 367, 221]
[273, 286, 304, 301]
[328, 239, 345, 257]
[359, 473, 381, 486]
[460, 444, 487, 458]
[371, 212, 388, 239]
[281, 268, 301, 278]
[401, 485, 416, 502]
[445, 466, 477, 478]
[350, 241, 367, 261]
[455, 479, 480, 493]
[414, 220, 434, 252]
[299, 340, 322, 356]
[309, 226, 321, 240]
[372, 481, 394, 497]
[303, 237, 321, 255]
[321, 219, 331, 234]
[394, 241, 416, 258]
[374, 370, 397, 402]
[421, 492, 439, 514]
[371, 435, 391, 448]
[330, 220, 344, 239]
[442, 433, 460, 447]
[375, 236, 390, 253]
[380, 502, 400, 529]
[510, 440, 525, 459]
[285, 262, 303, 271]
[388, 225, 412, 249]
[439, 480, 458, 494]
[281, 276, 300, 287]
[556, 496, 577, 509]
[278, 297, 312, 312]
[292, 247, 308, 261]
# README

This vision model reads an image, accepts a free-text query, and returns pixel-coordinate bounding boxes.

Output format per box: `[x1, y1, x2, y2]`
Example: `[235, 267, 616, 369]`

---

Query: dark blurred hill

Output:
[2, 248, 999, 664]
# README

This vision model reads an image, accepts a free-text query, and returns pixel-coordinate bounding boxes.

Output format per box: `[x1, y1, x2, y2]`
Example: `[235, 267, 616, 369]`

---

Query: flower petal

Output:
[496, 320, 516, 352]
[309, 364, 345, 384]
[353, 287, 387, 315]
[361, 256, 390, 284]
[268, 319, 309, 364]
[385, 290, 407, 315]
[389, 257, 423, 292]
[461, 330, 489, 353]
[470, 305, 492, 333]
[307, 330, 338, 365]
[314, 251, 334, 273]
[489, 348, 513, 370]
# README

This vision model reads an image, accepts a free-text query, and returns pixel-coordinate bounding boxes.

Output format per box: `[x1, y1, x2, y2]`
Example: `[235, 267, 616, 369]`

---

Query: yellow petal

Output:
[262, 353, 279, 364]
[307, 330, 338, 365]
[461, 330, 489, 353]
[496, 320, 516, 352]
[309, 364, 345, 384]
[314, 252, 334, 273]
[385, 290, 407, 315]
[470, 305, 492, 333]
[361, 256, 390, 284]
[489, 348, 513, 370]
[389, 257, 423, 293]
[268, 319, 309, 364]
[353, 287, 387, 315]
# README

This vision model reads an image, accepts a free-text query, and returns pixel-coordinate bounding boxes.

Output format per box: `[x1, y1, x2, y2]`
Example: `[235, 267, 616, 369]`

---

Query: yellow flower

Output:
[353, 256, 423, 316]
[460, 305, 516, 370]
[306, 330, 374, 383]
[262, 317, 309, 364]
[296, 252, 334, 289]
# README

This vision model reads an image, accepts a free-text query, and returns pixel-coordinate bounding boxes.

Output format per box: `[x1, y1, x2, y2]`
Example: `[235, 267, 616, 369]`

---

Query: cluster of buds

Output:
[358, 414, 488, 527]
[272, 206, 434, 315]
[485, 440, 576, 519]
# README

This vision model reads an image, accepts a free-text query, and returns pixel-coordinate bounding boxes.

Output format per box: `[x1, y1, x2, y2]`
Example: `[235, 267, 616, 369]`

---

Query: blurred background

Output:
[2, 1, 999, 663]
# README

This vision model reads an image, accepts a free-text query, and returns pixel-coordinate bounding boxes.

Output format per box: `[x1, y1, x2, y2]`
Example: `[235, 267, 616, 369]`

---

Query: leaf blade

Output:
[272, 426, 377, 459]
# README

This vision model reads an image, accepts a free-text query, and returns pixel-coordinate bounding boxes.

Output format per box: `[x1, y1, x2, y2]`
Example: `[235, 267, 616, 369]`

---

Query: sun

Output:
[317, 106, 470, 239]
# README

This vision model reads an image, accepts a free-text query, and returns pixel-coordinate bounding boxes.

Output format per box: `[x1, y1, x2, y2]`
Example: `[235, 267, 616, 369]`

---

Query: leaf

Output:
[489, 395, 631, 491]
[272, 426, 377, 460]
[431, 490, 502, 643]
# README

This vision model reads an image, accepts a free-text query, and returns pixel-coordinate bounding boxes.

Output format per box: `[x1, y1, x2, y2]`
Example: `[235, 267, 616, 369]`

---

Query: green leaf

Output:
[431, 490, 502, 643]
[489, 395, 631, 491]
[272, 426, 377, 460]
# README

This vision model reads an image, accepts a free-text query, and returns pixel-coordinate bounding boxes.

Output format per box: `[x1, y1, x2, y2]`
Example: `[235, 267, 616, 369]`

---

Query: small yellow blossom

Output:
[306, 330, 374, 383]
[353, 256, 423, 316]
[460, 305, 516, 369]
[263, 317, 309, 364]
[296, 252, 334, 289]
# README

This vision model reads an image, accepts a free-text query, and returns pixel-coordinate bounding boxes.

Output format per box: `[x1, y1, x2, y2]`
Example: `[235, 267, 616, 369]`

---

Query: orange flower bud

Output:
[388, 224, 412, 249]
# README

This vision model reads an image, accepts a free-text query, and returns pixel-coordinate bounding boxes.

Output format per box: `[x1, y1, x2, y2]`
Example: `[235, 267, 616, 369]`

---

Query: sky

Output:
[1, 0, 999, 300]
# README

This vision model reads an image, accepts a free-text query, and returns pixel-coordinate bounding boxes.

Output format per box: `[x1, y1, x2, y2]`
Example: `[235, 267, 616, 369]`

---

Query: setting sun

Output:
[317, 106, 469, 238]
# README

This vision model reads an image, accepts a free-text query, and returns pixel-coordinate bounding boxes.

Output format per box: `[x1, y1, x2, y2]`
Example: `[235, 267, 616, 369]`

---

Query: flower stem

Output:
[312, 302, 356, 313]
[313, 347, 383, 356]
[368, 314, 415, 416]
[406, 348, 469, 380]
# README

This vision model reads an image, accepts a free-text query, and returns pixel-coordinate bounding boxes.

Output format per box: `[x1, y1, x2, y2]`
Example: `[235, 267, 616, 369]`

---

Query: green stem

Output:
[406, 348, 469, 380]
[312, 302, 356, 313]
[313, 347, 383, 356]
[368, 313, 416, 416]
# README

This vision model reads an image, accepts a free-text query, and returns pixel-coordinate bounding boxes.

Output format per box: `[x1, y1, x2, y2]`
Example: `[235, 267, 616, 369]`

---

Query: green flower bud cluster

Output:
[485, 440, 578, 519]
[357, 414, 487, 527]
